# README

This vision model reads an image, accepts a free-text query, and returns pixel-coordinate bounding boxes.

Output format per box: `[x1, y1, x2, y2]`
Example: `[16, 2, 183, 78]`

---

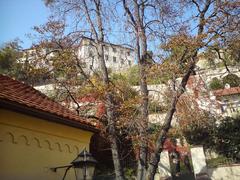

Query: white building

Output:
[18, 48, 54, 70]
[19, 37, 135, 76]
[78, 37, 135, 73]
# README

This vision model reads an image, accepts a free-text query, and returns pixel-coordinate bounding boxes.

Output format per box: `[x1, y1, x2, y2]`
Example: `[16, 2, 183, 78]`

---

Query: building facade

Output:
[0, 74, 98, 180]
[78, 37, 134, 73]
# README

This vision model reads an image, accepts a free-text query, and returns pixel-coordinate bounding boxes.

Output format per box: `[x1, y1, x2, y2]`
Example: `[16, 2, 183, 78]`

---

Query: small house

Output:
[0, 74, 98, 180]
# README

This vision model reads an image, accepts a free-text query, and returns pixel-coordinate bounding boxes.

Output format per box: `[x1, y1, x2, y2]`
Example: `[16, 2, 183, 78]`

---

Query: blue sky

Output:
[0, 0, 133, 50]
[0, 0, 50, 48]
[0, 0, 198, 53]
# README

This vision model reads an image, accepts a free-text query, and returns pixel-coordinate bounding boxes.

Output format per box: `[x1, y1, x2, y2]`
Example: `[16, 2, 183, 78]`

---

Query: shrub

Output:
[126, 65, 140, 86]
[181, 120, 215, 147]
[209, 77, 224, 90]
[182, 115, 240, 162]
[111, 73, 127, 82]
[180, 110, 216, 147]
[222, 73, 240, 87]
[206, 155, 233, 168]
[213, 116, 240, 162]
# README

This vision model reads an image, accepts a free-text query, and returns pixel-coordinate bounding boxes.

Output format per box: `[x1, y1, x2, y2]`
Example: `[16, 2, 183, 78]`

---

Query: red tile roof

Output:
[0, 74, 98, 132]
[213, 87, 240, 97]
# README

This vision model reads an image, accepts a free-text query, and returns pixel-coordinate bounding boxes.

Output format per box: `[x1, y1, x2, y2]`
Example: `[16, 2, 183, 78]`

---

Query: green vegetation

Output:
[125, 65, 140, 85]
[213, 116, 240, 162]
[206, 155, 234, 168]
[148, 100, 168, 114]
[147, 123, 162, 134]
[0, 41, 51, 85]
[182, 115, 240, 163]
[209, 77, 224, 90]
[209, 73, 240, 90]
[181, 114, 216, 148]
[0, 41, 22, 76]
[111, 65, 173, 86]
[222, 73, 240, 87]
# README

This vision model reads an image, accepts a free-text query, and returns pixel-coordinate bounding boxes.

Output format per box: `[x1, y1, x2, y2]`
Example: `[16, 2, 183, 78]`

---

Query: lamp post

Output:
[51, 149, 97, 180]
[71, 149, 97, 180]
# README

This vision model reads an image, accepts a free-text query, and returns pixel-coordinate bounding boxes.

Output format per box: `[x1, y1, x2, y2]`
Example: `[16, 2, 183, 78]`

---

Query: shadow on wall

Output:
[196, 172, 211, 180]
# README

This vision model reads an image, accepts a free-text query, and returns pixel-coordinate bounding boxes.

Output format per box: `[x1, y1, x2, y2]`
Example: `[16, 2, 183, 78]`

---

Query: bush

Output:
[111, 73, 127, 82]
[222, 73, 240, 87]
[206, 155, 233, 168]
[125, 65, 173, 85]
[182, 115, 240, 162]
[213, 116, 240, 162]
[182, 121, 215, 147]
[209, 77, 224, 90]
[126, 65, 140, 86]
[179, 105, 216, 148]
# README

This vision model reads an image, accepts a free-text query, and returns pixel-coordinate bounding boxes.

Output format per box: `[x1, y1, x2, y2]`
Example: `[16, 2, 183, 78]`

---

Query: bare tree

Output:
[84, 1, 125, 179]
[41, 0, 125, 179]
[146, 0, 240, 179]
[122, 0, 182, 179]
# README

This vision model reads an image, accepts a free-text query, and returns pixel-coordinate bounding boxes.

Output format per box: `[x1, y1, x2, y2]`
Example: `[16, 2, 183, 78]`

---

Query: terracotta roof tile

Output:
[213, 87, 240, 97]
[0, 74, 98, 131]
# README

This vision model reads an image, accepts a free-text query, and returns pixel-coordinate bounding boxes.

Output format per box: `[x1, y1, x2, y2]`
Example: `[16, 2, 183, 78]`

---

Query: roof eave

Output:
[0, 98, 99, 133]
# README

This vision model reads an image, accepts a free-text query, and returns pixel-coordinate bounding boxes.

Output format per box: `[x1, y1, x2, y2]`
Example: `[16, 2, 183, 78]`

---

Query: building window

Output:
[113, 47, 117, 53]
[113, 56, 117, 63]
[121, 59, 124, 65]
[105, 46, 109, 51]
[221, 99, 229, 113]
[89, 51, 93, 57]
[105, 55, 109, 61]
[45, 48, 50, 54]
[220, 104, 227, 113]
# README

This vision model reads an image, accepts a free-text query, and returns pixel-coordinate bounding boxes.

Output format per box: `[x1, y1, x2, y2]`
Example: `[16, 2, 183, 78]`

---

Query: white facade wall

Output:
[18, 48, 55, 69]
[78, 38, 134, 73]
[215, 94, 240, 117]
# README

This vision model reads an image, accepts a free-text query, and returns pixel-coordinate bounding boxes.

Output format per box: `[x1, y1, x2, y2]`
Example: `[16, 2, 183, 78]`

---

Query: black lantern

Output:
[71, 149, 97, 180]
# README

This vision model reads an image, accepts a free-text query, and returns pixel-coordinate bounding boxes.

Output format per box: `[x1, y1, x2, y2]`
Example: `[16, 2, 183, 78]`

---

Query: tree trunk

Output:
[134, 1, 149, 179]
[146, 62, 195, 179]
[93, 1, 125, 179]
[145, 1, 211, 178]
[137, 54, 149, 180]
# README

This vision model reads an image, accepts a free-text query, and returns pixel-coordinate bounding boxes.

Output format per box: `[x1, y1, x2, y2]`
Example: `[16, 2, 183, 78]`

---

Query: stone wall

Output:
[208, 164, 240, 180]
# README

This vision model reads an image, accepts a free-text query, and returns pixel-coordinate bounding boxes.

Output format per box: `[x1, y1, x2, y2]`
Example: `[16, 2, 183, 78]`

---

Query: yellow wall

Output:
[0, 108, 94, 180]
